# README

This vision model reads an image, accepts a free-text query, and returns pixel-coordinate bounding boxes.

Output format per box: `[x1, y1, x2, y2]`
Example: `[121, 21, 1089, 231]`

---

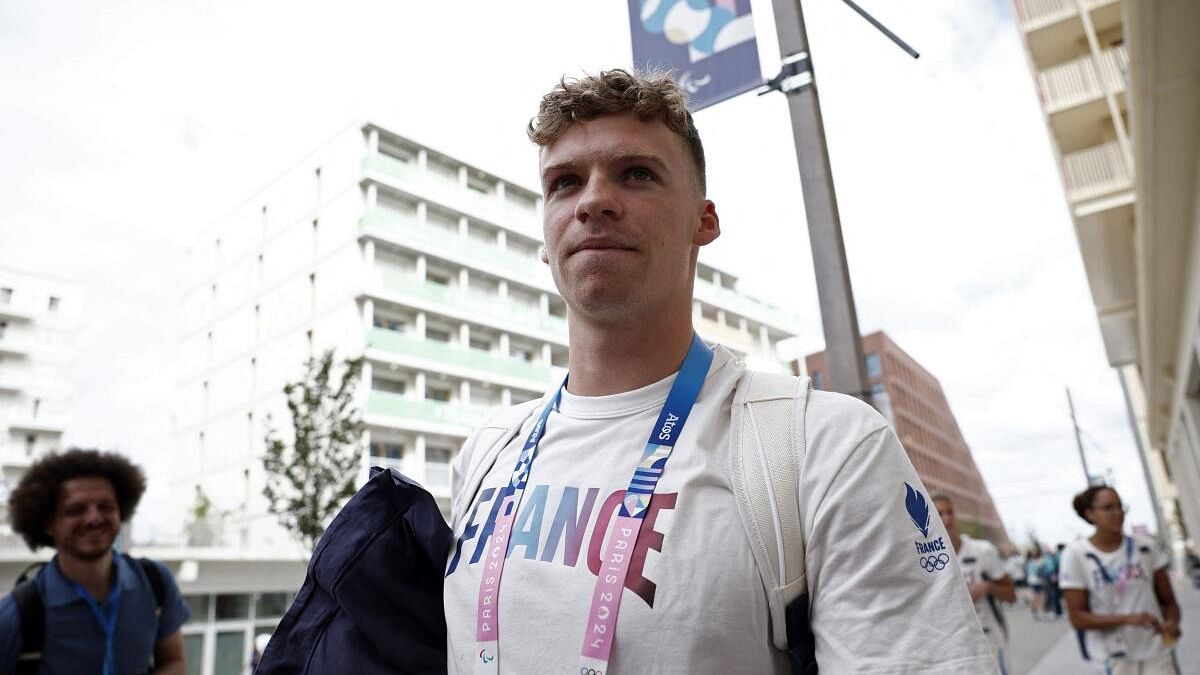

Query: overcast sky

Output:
[0, 0, 1152, 548]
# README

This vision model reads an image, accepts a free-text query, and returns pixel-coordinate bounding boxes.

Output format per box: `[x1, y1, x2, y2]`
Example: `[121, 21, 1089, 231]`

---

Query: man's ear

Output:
[694, 200, 720, 247]
[539, 245, 550, 264]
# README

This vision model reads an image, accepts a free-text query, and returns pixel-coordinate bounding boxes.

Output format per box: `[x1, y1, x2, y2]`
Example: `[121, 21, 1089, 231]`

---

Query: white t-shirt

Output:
[956, 535, 1008, 650]
[1059, 534, 1170, 661]
[445, 346, 995, 673]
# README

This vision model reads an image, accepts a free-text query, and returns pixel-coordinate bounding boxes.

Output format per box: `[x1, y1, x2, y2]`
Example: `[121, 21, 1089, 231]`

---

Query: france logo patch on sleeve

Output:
[904, 482, 930, 539]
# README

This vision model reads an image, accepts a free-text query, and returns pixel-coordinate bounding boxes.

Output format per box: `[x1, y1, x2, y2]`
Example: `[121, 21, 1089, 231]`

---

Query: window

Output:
[0, 321, 7, 338]
[372, 377, 406, 394]
[215, 593, 251, 620]
[812, 371, 823, 390]
[1, 287, 12, 303]
[467, 174, 493, 195]
[426, 387, 451, 402]
[865, 353, 882, 379]
[426, 272, 450, 286]
[469, 337, 491, 352]
[371, 441, 404, 460]
[32, 398, 40, 418]
[183, 595, 211, 623]
[426, 328, 451, 343]
[47, 296, 60, 312]
[256, 592, 290, 619]
[25, 434, 35, 456]
[427, 447, 453, 463]
[373, 316, 406, 332]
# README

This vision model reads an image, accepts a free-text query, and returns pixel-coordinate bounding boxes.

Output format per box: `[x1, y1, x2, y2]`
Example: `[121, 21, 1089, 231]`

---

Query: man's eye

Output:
[628, 167, 654, 181]
[550, 175, 579, 192]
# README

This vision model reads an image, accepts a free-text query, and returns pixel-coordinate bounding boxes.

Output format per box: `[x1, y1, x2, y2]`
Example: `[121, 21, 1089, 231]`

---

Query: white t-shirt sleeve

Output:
[982, 541, 1006, 580]
[800, 392, 997, 673]
[1058, 543, 1088, 590]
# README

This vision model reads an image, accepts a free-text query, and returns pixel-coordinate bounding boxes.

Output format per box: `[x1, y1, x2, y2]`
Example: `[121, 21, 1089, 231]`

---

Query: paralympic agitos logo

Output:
[447, 484, 677, 607]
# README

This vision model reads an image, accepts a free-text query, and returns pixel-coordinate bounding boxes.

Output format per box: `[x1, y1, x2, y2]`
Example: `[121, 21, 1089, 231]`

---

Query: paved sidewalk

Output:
[1003, 604, 1071, 674]
[1026, 577, 1200, 674]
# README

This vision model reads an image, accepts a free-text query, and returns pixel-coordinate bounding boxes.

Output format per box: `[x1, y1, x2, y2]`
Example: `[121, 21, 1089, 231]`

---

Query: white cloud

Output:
[0, 0, 1156, 547]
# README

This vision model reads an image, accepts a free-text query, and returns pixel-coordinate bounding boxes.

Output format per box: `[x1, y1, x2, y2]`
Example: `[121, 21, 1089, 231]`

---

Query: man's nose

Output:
[574, 176, 621, 224]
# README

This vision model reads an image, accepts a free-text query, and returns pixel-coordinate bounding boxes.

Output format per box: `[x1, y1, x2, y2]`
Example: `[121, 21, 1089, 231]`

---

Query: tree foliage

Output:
[263, 350, 365, 551]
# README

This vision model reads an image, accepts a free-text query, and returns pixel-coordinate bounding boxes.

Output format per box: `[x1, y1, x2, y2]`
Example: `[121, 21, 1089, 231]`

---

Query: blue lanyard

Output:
[68, 563, 122, 675]
[474, 333, 713, 674]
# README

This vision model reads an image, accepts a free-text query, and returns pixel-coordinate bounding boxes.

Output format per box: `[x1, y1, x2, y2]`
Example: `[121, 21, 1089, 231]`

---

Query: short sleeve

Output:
[982, 541, 1006, 580]
[1058, 544, 1088, 590]
[1151, 538, 1171, 571]
[800, 392, 996, 673]
[151, 560, 190, 641]
[0, 593, 21, 672]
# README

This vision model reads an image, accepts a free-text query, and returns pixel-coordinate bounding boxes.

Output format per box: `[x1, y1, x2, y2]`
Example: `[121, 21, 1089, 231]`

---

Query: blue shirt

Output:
[0, 554, 190, 675]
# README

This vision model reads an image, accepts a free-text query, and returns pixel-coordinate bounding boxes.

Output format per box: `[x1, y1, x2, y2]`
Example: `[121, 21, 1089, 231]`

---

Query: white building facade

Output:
[1011, 0, 1200, 552]
[0, 267, 79, 546]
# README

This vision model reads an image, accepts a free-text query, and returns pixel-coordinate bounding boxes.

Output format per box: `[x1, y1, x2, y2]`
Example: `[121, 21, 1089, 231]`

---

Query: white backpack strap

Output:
[450, 399, 541, 523]
[729, 370, 812, 653]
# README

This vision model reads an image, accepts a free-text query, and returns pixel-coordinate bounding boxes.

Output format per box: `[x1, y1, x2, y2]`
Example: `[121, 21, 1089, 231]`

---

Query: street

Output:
[1007, 578, 1200, 674]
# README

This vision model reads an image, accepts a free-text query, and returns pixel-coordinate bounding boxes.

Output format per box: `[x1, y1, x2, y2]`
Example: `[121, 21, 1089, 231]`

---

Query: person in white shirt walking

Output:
[1060, 485, 1182, 674]
[935, 495, 1016, 673]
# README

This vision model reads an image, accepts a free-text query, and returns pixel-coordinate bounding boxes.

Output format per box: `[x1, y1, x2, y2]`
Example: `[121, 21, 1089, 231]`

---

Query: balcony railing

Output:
[1038, 45, 1128, 112]
[365, 326, 555, 386]
[0, 335, 32, 357]
[1062, 140, 1131, 203]
[366, 390, 493, 431]
[362, 153, 540, 232]
[694, 277, 801, 336]
[1014, 0, 1075, 29]
[360, 208, 552, 290]
[374, 267, 567, 339]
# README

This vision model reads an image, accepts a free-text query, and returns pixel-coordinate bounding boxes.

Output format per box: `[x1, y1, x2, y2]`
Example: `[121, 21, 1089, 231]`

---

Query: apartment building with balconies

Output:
[1011, 0, 1200, 552]
[0, 267, 79, 545]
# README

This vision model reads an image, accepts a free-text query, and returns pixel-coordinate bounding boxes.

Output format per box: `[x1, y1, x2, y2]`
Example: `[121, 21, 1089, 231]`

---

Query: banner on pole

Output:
[627, 0, 763, 111]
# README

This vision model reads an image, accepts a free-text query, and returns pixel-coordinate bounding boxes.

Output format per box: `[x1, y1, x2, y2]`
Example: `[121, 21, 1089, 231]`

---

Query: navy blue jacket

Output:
[257, 467, 452, 674]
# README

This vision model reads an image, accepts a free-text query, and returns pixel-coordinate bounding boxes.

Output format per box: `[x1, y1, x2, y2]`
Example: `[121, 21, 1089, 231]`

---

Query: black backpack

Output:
[12, 554, 166, 675]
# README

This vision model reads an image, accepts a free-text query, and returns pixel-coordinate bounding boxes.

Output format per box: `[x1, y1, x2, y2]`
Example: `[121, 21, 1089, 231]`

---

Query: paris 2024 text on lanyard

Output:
[474, 334, 713, 675]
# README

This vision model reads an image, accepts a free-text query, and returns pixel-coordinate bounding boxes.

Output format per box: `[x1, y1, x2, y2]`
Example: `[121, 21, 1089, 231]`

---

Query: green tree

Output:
[263, 350, 365, 550]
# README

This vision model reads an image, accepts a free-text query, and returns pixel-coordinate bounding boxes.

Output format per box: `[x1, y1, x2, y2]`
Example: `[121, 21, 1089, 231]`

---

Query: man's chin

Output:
[66, 535, 116, 561]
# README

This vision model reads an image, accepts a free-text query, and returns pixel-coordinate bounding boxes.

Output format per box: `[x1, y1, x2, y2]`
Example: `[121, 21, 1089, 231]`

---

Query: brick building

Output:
[802, 331, 1012, 552]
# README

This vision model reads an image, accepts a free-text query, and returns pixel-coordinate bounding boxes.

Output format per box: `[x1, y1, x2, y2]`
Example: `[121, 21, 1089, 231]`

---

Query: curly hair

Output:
[527, 69, 707, 194]
[1071, 485, 1117, 524]
[8, 448, 146, 550]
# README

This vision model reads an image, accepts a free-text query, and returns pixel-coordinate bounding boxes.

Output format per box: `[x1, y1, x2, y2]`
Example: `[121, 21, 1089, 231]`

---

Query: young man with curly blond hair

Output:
[442, 69, 995, 673]
[0, 449, 189, 675]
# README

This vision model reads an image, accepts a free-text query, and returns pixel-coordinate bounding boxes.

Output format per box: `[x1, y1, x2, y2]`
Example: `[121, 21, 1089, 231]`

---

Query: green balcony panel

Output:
[366, 327, 554, 383]
[376, 268, 567, 336]
[366, 391, 493, 429]
[359, 209, 543, 282]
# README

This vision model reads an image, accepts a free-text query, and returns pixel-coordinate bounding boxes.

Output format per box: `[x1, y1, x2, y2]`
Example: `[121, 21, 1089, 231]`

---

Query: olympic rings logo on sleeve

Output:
[580, 668, 603, 675]
[920, 553, 950, 572]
